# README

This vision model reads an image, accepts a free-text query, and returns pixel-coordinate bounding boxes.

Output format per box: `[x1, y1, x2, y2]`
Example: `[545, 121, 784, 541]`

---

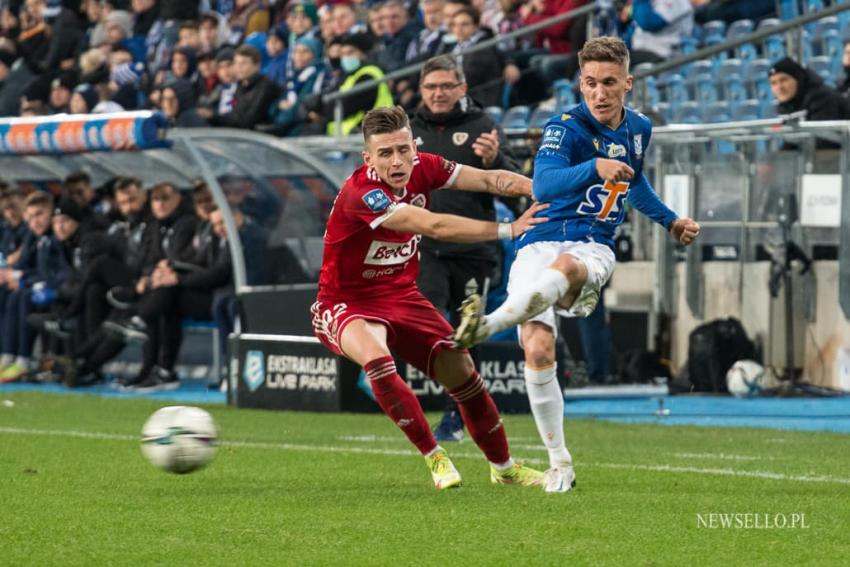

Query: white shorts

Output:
[506, 240, 616, 336]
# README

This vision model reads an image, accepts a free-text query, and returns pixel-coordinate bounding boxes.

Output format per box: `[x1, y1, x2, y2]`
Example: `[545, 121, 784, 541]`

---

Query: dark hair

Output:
[453, 5, 480, 26]
[578, 36, 630, 69]
[362, 106, 411, 142]
[179, 20, 199, 33]
[24, 191, 54, 211]
[64, 171, 91, 186]
[114, 176, 142, 193]
[235, 44, 261, 65]
[149, 181, 178, 196]
[421, 54, 466, 84]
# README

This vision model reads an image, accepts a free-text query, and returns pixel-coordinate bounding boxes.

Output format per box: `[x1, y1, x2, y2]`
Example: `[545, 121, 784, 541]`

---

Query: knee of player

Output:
[522, 331, 556, 367]
[551, 255, 586, 285]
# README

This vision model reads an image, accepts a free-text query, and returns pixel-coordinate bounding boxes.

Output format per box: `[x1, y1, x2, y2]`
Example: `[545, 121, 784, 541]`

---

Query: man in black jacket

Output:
[411, 54, 522, 440]
[212, 45, 281, 130]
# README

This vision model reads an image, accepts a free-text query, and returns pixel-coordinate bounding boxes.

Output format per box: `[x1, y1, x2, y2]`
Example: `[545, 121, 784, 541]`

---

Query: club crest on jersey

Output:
[414, 136, 424, 146]
[541, 125, 566, 150]
[362, 188, 391, 213]
[452, 132, 469, 145]
[633, 134, 643, 158]
[410, 194, 426, 208]
[577, 180, 631, 222]
[607, 143, 626, 158]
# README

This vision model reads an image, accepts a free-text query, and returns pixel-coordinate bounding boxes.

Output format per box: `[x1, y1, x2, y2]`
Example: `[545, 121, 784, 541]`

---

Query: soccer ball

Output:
[726, 360, 766, 398]
[141, 406, 218, 474]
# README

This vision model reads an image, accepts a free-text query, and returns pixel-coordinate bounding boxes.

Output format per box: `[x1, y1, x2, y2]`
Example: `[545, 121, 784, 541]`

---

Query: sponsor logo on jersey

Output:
[452, 132, 469, 145]
[362, 188, 391, 213]
[364, 236, 419, 265]
[593, 138, 600, 151]
[541, 124, 566, 150]
[607, 143, 626, 158]
[633, 134, 643, 158]
[576, 180, 631, 222]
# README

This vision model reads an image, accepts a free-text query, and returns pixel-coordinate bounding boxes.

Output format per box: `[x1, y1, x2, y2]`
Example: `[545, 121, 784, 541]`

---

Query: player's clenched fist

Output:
[669, 218, 700, 245]
[511, 202, 550, 238]
[595, 158, 634, 183]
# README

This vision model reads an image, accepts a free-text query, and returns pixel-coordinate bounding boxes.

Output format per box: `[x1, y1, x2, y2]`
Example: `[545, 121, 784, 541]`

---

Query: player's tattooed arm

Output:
[449, 165, 532, 197]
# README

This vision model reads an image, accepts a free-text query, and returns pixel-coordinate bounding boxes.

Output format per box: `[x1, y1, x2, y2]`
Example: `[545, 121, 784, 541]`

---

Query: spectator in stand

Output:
[198, 11, 228, 55]
[367, 2, 384, 38]
[318, 4, 335, 44]
[131, 0, 163, 60]
[47, 71, 76, 114]
[839, 40, 850, 98]
[211, 44, 281, 130]
[285, 1, 320, 77]
[198, 47, 237, 121]
[629, 0, 693, 65]
[471, 0, 503, 33]
[406, 0, 446, 64]
[0, 188, 29, 271]
[376, 0, 422, 72]
[437, 5, 506, 107]
[769, 57, 850, 147]
[155, 46, 198, 90]
[196, 50, 219, 100]
[0, 192, 66, 382]
[266, 36, 324, 136]
[520, 0, 588, 55]
[331, 2, 366, 40]
[177, 20, 202, 52]
[69, 82, 99, 113]
[691, 0, 775, 24]
[228, 0, 271, 44]
[304, 32, 392, 136]
[108, 60, 146, 110]
[262, 25, 289, 87]
[161, 78, 208, 127]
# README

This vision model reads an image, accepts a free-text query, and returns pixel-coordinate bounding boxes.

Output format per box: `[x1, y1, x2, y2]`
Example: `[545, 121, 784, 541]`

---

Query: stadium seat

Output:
[529, 107, 553, 128]
[702, 20, 727, 40]
[753, 78, 772, 101]
[747, 58, 772, 83]
[704, 101, 733, 123]
[718, 58, 745, 79]
[552, 79, 577, 108]
[501, 105, 531, 128]
[679, 36, 698, 56]
[763, 35, 786, 63]
[722, 75, 748, 103]
[734, 99, 761, 121]
[817, 30, 842, 59]
[694, 74, 719, 105]
[760, 99, 779, 118]
[662, 74, 688, 104]
[808, 55, 835, 86]
[672, 101, 702, 124]
[484, 106, 504, 125]
[813, 16, 839, 40]
[655, 102, 672, 123]
[736, 42, 758, 63]
[726, 19, 754, 39]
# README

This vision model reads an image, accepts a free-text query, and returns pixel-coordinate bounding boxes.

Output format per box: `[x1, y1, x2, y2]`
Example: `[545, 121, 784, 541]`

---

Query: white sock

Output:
[483, 268, 568, 335]
[525, 365, 572, 468]
[0, 354, 12, 366]
[491, 458, 515, 471]
[14, 356, 29, 368]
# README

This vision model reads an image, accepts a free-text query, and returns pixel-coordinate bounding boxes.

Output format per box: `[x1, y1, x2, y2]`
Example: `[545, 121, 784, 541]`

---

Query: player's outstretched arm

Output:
[447, 165, 533, 198]
[381, 202, 548, 243]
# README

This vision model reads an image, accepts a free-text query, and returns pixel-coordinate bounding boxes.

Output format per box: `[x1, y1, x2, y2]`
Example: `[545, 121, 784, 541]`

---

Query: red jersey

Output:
[318, 152, 461, 302]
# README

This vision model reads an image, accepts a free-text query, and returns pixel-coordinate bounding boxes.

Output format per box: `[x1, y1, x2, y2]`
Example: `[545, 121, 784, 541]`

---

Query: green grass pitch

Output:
[1, 392, 848, 565]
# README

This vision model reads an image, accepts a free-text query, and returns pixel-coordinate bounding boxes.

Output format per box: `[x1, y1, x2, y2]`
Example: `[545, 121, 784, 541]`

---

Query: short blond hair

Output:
[578, 36, 630, 70]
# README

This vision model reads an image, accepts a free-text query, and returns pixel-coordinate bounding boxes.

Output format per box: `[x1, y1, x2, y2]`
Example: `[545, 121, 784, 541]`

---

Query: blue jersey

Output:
[520, 101, 678, 250]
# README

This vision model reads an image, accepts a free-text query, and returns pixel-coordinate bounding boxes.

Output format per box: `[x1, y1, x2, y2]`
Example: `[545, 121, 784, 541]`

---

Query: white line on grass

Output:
[2, 426, 848, 486]
[671, 452, 771, 461]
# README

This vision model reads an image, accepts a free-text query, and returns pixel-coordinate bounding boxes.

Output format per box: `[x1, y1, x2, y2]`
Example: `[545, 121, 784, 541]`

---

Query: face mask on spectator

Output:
[341, 55, 361, 73]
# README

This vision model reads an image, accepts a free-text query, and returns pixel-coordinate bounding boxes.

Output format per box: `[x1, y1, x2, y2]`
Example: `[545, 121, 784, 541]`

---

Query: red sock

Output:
[365, 356, 437, 455]
[449, 371, 510, 465]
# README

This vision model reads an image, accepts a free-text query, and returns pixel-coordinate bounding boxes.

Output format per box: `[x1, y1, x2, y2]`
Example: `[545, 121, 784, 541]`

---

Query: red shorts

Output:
[311, 288, 456, 377]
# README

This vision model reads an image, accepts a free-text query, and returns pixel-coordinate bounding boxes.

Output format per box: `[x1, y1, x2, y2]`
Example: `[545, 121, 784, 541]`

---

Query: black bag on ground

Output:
[687, 317, 757, 392]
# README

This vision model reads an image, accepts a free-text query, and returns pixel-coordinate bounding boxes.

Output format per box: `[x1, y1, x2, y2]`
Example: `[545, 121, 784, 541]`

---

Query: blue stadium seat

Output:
[747, 58, 772, 83]
[726, 19, 754, 39]
[694, 74, 719, 105]
[718, 58, 745, 79]
[736, 42, 758, 63]
[722, 75, 748, 103]
[685, 60, 713, 83]
[702, 20, 727, 40]
[704, 101, 733, 123]
[501, 105, 531, 128]
[813, 16, 839, 40]
[753, 78, 772, 101]
[734, 99, 761, 121]
[552, 79, 577, 108]
[484, 106, 504, 125]
[817, 30, 842, 59]
[655, 102, 672, 124]
[760, 99, 779, 118]
[529, 107, 554, 128]
[673, 101, 702, 124]
[808, 55, 836, 86]
[662, 74, 688, 104]
[763, 35, 786, 63]
[757, 18, 781, 31]
[679, 36, 698, 56]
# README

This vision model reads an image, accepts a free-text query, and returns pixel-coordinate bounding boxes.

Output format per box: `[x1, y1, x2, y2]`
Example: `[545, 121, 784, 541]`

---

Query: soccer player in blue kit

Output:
[454, 36, 701, 493]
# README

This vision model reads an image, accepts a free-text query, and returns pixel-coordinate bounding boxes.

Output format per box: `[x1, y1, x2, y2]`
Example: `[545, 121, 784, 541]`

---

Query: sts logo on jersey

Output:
[577, 181, 630, 222]
[362, 189, 391, 213]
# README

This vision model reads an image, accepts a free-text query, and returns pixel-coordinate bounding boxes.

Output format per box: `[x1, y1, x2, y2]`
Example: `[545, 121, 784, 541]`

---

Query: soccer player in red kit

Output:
[311, 106, 548, 490]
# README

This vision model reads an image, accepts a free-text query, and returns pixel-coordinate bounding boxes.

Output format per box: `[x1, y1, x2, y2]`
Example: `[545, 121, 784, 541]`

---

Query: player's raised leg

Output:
[432, 348, 544, 487]
[521, 322, 576, 493]
[339, 318, 461, 490]
[455, 253, 587, 348]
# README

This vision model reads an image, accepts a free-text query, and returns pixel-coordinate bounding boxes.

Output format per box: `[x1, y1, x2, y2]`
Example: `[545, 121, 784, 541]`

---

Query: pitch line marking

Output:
[1, 426, 848, 486]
